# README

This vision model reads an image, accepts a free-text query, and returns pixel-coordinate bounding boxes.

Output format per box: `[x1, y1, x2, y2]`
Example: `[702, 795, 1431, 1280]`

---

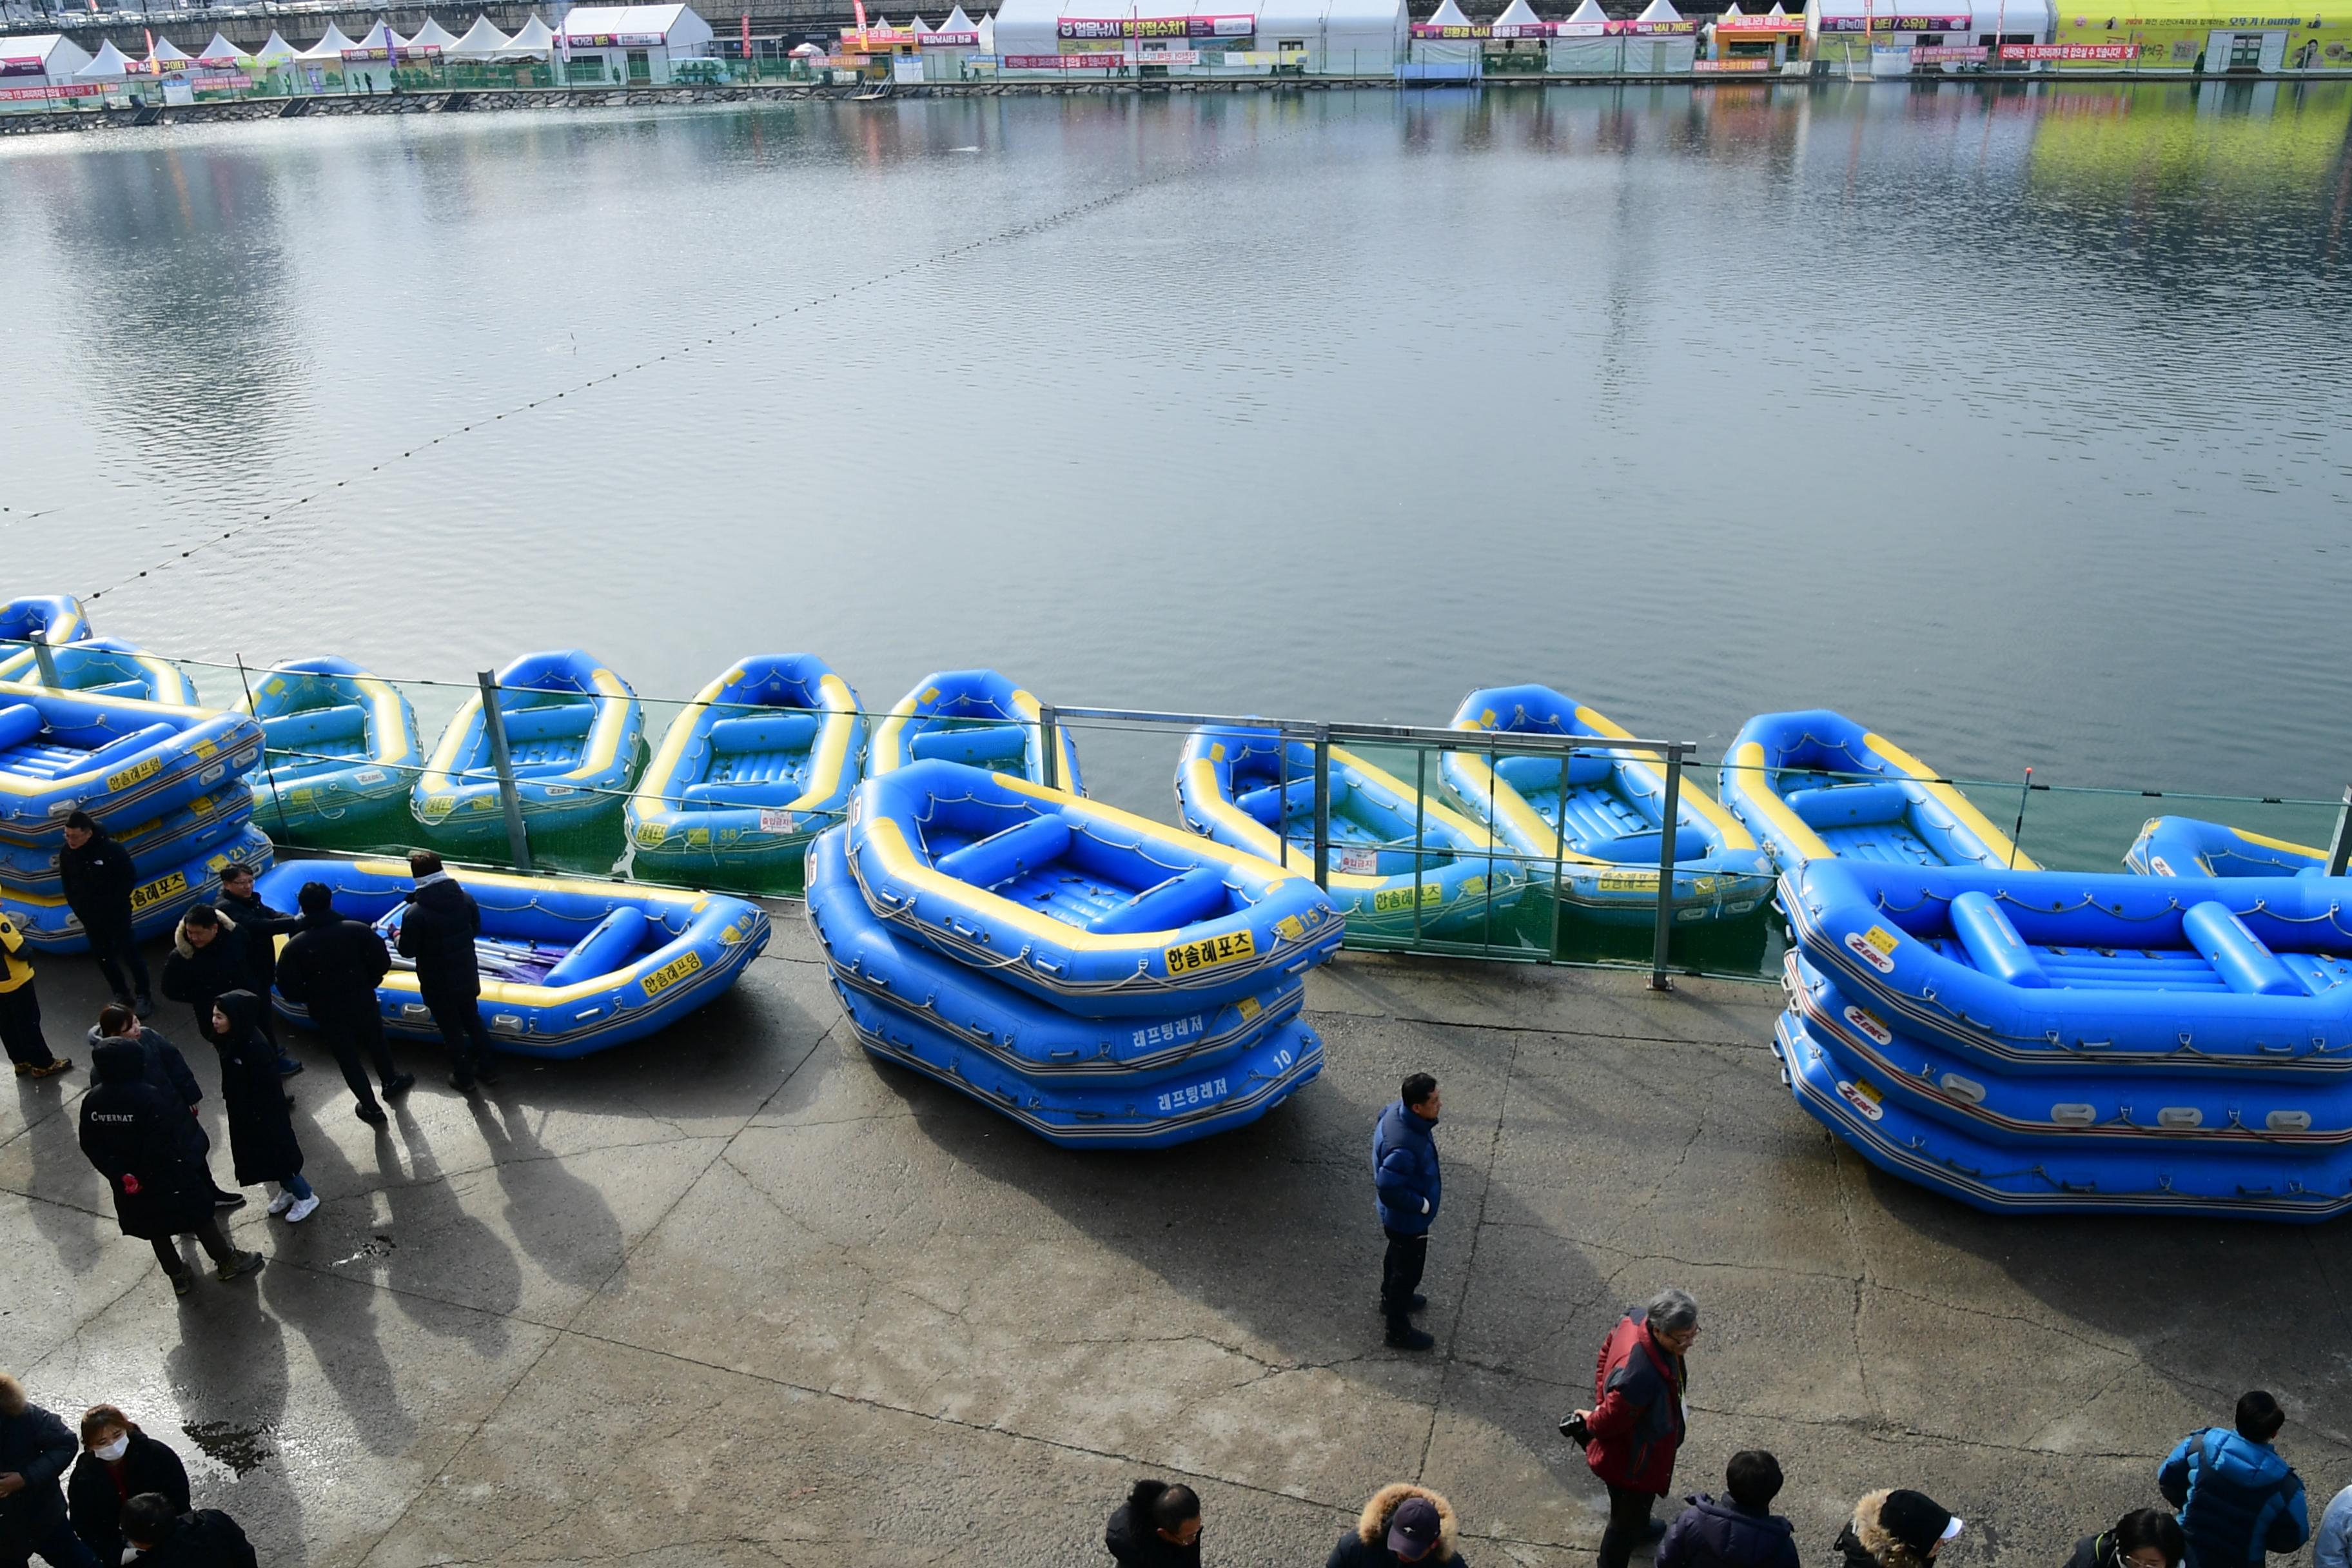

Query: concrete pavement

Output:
[4, 912, 2348, 1567]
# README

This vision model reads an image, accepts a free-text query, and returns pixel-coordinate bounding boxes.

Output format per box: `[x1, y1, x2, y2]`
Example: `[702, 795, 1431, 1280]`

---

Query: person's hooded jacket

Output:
[212, 990, 302, 1186]
[79, 1037, 217, 1240]
[2161, 1427, 2309, 1566]
[1372, 1100, 1442, 1236]
[1585, 1308, 1689, 1496]
[1659, 1494, 1801, 1568]
[159, 912, 253, 1042]
[398, 875, 482, 997]
[1326, 1484, 1466, 1568]
[57, 827, 136, 930]
[275, 903, 392, 1019]
[1834, 1491, 1938, 1568]
[69, 1425, 190, 1562]
[1105, 1480, 1201, 1567]
[126, 1507, 257, 1568]
[215, 884, 298, 995]
[84, 1021, 201, 1110]
[0, 1373, 77, 1563]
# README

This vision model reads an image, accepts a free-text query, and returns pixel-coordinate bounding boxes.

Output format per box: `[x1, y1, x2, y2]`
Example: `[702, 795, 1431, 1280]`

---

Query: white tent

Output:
[75, 39, 136, 77]
[251, 29, 298, 64]
[1627, 0, 1692, 68]
[502, 14, 558, 55]
[911, 14, 933, 30]
[348, 19, 400, 50]
[193, 30, 252, 63]
[976, 9, 995, 48]
[401, 16, 463, 50]
[1716, 1, 1743, 14]
[1491, 0, 1544, 32]
[1560, 0, 1607, 19]
[558, 5, 718, 81]
[297, 24, 363, 60]
[447, 15, 514, 55]
[148, 36, 193, 64]
[939, 5, 977, 26]
[1636, 0, 1683, 21]
[0, 32, 93, 79]
[1547, 0, 1612, 63]
[1424, 0, 1469, 22]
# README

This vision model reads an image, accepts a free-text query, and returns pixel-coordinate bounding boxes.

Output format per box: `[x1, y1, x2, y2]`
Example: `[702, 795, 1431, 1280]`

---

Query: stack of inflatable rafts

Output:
[807, 671, 1344, 1148]
[0, 597, 273, 948]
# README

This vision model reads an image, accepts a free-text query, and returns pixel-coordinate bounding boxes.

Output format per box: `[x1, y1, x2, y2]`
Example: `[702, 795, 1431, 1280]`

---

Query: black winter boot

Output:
[1386, 1315, 1435, 1351]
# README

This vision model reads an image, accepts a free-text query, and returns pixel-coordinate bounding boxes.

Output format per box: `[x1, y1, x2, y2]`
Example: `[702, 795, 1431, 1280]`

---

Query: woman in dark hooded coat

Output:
[78, 1038, 264, 1295]
[210, 991, 319, 1223]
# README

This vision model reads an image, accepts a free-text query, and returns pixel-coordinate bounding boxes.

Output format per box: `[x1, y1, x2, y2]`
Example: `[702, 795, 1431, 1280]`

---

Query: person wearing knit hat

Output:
[1834, 1489, 1962, 1568]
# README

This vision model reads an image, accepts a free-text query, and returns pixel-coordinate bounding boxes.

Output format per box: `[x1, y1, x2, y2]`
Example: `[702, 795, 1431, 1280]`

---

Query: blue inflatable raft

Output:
[4, 638, 197, 705]
[0, 596, 91, 680]
[809, 828, 1322, 1146]
[1, 824, 274, 954]
[253, 858, 768, 1058]
[628, 655, 865, 878]
[0, 781, 254, 898]
[2127, 816, 2329, 879]
[1174, 725, 1518, 939]
[846, 759, 1342, 1015]
[1444, 685, 1772, 926]
[237, 657, 422, 834]
[1721, 710, 2032, 874]
[0, 688, 264, 841]
[412, 650, 644, 843]
[870, 669, 1083, 794]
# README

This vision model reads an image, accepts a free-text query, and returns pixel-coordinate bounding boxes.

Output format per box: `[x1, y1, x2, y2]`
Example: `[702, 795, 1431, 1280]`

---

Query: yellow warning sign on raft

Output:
[106, 756, 162, 792]
[640, 949, 704, 998]
[1164, 930, 1255, 976]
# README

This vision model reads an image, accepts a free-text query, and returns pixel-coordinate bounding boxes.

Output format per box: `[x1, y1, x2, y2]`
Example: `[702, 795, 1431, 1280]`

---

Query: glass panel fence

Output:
[1, 640, 2344, 988]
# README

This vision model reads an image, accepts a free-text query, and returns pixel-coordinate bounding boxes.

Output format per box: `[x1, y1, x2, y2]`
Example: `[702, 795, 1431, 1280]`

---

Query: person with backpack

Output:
[1567, 1288, 1701, 1568]
[1104, 1478, 1202, 1566]
[118, 1494, 255, 1568]
[2065, 1508, 2189, 1568]
[77, 1037, 265, 1296]
[2159, 1391, 2309, 1567]
[1658, 1451, 1800, 1568]
[275, 881, 411, 1125]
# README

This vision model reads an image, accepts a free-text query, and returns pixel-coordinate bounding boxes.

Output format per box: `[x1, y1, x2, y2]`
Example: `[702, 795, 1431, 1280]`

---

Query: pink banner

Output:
[1057, 13, 1250, 35]
[2001, 40, 2137, 56]
[0, 81, 107, 99]
[1818, 13, 1969, 28]
[919, 28, 981, 42]
[1605, 18, 1698, 32]
[1715, 14, 1805, 28]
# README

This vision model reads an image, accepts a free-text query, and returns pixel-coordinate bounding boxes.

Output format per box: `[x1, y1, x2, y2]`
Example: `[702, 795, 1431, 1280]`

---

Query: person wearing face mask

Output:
[67, 1407, 188, 1567]
[1104, 1478, 1202, 1567]
[1371, 1072, 1445, 1352]
[2066, 1509, 2188, 1568]
[1570, 1288, 1702, 1568]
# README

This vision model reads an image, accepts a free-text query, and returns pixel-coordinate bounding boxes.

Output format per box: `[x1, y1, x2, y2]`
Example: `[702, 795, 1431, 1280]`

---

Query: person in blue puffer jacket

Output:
[2160, 1391, 2309, 1568]
[1371, 1073, 1444, 1352]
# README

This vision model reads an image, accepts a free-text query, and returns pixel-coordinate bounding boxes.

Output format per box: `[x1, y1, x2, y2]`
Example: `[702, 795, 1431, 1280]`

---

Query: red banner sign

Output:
[2001, 39, 2137, 55]
[1606, 18, 1699, 32]
[1819, 12, 1970, 28]
[1715, 14, 1806, 28]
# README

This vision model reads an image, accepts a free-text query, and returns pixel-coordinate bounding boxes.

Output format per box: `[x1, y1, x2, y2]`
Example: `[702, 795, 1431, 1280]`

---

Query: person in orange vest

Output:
[0, 910, 72, 1079]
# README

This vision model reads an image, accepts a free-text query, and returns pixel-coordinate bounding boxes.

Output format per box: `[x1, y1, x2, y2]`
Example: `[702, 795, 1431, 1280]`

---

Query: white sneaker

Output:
[266, 1189, 296, 1216]
[285, 1194, 320, 1224]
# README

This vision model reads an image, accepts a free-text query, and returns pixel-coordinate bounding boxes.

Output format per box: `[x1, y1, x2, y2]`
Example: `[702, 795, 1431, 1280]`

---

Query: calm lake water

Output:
[3, 81, 2350, 872]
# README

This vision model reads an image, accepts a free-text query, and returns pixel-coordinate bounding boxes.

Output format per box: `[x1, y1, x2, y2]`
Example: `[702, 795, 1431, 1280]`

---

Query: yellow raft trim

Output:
[418, 664, 632, 794]
[1729, 734, 2039, 871]
[868, 681, 1079, 790]
[0, 680, 230, 800]
[235, 670, 416, 770]
[1447, 702, 1756, 860]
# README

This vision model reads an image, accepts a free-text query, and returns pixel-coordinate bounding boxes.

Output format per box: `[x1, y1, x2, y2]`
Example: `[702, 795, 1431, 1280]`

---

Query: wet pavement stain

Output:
[181, 1420, 276, 1476]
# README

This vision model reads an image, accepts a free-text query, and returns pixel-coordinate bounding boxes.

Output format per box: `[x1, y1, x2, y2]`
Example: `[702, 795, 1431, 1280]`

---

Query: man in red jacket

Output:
[1571, 1288, 1701, 1568]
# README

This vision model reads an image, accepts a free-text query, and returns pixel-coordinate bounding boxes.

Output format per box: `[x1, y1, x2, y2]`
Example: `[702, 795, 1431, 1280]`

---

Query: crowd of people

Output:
[1, 836, 496, 1294]
[0, 1376, 255, 1568]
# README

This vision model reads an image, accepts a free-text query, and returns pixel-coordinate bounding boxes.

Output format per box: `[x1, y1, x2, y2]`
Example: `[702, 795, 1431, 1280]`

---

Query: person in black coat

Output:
[396, 851, 498, 1092]
[1106, 1478, 1202, 1567]
[77, 1038, 264, 1296]
[1659, 1452, 1801, 1568]
[275, 882, 411, 1125]
[211, 865, 302, 1077]
[68, 1406, 188, 1565]
[2066, 1509, 2190, 1568]
[57, 812, 152, 1017]
[157, 908, 253, 1052]
[119, 1496, 254, 1568]
[210, 992, 318, 1223]
[85, 1004, 242, 1211]
[0, 1373, 100, 1568]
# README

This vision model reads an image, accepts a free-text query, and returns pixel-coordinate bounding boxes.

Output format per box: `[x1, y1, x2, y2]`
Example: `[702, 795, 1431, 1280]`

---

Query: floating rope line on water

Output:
[78, 117, 1302, 605]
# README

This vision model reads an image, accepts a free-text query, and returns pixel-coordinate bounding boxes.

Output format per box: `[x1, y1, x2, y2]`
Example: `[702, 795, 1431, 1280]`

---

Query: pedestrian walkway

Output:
[4, 917, 2348, 1565]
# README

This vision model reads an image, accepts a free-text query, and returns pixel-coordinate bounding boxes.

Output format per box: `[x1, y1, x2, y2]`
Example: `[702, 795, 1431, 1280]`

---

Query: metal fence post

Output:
[1311, 725, 1332, 892]
[30, 633, 60, 689]
[1649, 744, 1684, 991]
[2329, 783, 2352, 877]
[478, 669, 533, 872]
[1039, 703, 1061, 792]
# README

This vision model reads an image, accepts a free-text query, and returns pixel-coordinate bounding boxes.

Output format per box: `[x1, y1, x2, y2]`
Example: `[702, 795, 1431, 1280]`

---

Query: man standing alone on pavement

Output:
[1372, 1072, 1444, 1352]
[397, 852, 498, 1092]
[57, 812, 152, 1018]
